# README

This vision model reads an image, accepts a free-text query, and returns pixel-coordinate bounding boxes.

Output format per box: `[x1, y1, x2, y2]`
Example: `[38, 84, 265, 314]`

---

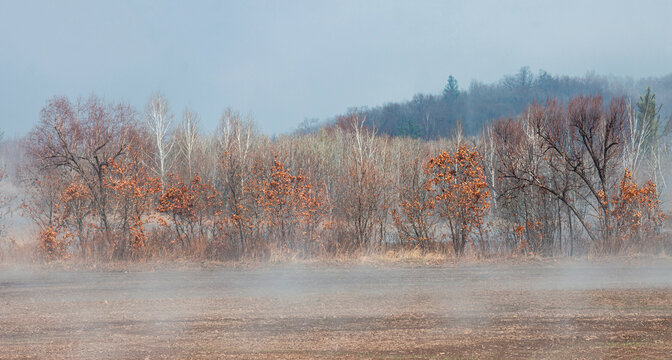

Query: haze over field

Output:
[1, 0, 672, 136]
[2, 2, 672, 359]
[2, 260, 672, 358]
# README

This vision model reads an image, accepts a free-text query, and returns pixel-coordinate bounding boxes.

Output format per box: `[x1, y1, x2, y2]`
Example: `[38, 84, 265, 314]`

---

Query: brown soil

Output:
[1, 259, 671, 359]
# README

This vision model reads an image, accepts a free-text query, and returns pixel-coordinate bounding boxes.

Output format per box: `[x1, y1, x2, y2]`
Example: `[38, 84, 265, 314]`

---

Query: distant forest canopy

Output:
[315, 67, 672, 138]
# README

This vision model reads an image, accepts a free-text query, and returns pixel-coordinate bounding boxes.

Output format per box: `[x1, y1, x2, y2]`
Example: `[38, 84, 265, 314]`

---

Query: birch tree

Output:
[177, 108, 200, 178]
[145, 93, 174, 187]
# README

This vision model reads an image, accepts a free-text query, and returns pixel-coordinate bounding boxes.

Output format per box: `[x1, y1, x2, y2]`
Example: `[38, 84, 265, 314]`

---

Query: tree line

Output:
[320, 68, 672, 140]
[1, 88, 669, 261]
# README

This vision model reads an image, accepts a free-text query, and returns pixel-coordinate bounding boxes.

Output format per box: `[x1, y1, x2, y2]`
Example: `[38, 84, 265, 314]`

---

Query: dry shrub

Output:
[36, 226, 69, 261]
[611, 169, 665, 253]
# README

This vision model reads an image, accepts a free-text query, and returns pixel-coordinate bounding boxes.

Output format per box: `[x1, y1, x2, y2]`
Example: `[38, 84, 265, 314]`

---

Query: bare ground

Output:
[1, 258, 671, 359]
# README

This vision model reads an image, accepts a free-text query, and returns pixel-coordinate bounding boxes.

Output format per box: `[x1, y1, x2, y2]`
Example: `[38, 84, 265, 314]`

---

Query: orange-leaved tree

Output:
[187, 175, 221, 246]
[36, 225, 70, 261]
[157, 174, 220, 253]
[425, 145, 491, 256]
[257, 156, 326, 253]
[35, 178, 78, 261]
[58, 181, 93, 257]
[105, 156, 161, 258]
[156, 175, 193, 251]
[27, 96, 137, 255]
[611, 169, 664, 251]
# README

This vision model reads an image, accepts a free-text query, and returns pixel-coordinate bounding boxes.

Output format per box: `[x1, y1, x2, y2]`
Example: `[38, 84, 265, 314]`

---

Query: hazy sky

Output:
[1, 0, 671, 137]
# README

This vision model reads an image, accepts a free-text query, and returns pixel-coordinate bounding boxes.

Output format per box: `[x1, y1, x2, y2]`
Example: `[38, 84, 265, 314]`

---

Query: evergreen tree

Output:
[443, 75, 459, 99]
[636, 87, 662, 153]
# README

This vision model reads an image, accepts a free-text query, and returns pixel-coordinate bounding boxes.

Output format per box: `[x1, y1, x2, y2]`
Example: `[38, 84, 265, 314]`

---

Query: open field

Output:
[1, 258, 672, 359]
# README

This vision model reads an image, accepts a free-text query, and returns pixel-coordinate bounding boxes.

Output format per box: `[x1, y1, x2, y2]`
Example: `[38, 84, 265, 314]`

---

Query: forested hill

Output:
[320, 67, 672, 138]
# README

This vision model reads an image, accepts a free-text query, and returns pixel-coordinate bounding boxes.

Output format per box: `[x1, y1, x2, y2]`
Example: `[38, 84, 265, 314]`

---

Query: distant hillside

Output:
[320, 67, 672, 138]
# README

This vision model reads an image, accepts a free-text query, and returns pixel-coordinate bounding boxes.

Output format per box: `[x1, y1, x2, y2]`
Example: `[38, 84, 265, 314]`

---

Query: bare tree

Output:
[624, 99, 653, 179]
[497, 96, 628, 253]
[391, 142, 437, 250]
[177, 108, 200, 178]
[217, 109, 255, 255]
[145, 93, 174, 187]
[481, 122, 498, 208]
[26, 95, 137, 256]
[352, 114, 376, 163]
[338, 114, 386, 249]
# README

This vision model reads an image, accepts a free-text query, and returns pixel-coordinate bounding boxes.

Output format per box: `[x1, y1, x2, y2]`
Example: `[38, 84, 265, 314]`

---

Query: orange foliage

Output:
[31, 177, 90, 260]
[611, 169, 664, 249]
[36, 184, 79, 261]
[105, 156, 161, 251]
[513, 224, 525, 248]
[512, 220, 544, 254]
[157, 176, 194, 219]
[393, 197, 433, 244]
[425, 146, 491, 255]
[257, 156, 326, 251]
[36, 226, 70, 261]
[157, 174, 221, 251]
[56, 181, 94, 256]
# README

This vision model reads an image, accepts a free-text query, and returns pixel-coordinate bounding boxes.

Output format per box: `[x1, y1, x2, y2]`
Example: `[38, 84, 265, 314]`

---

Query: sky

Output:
[1, 0, 671, 137]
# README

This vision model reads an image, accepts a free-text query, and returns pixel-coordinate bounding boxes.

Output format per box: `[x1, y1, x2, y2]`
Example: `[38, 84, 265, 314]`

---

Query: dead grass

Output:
[6, 232, 672, 272]
[358, 247, 449, 265]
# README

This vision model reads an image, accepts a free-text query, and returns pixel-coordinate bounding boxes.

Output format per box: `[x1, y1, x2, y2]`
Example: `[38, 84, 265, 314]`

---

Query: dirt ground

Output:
[1, 258, 671, 359]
